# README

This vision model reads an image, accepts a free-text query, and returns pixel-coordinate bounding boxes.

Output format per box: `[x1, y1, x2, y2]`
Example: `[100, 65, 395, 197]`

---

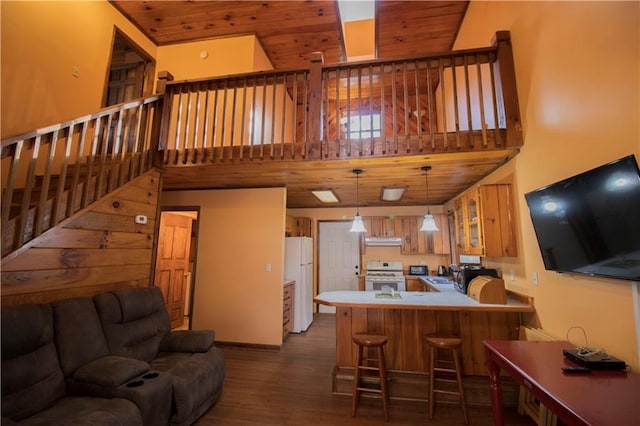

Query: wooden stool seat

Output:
[352, 333, 390, 422]
[425, 334, 469, 424]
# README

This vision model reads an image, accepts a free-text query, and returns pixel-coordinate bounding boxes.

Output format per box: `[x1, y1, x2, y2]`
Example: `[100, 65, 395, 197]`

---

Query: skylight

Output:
[337, 0, 376, 61]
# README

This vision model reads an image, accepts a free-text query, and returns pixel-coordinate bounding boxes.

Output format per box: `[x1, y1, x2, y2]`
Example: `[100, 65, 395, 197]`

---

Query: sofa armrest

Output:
[72, 356, 150, 387]
[159, 330, 214, 353]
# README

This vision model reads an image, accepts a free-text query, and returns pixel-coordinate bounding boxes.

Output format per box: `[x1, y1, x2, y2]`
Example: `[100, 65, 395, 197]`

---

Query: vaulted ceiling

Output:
[109, 1, 520, 209]
[110, 1, 469, 70]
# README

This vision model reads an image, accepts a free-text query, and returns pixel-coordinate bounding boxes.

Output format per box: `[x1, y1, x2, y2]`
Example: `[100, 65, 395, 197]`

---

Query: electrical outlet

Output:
[532, 271, 539, 286]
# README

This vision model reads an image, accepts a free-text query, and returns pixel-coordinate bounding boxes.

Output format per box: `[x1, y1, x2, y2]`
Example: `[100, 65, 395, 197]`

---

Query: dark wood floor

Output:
[197, 313, 536, 425]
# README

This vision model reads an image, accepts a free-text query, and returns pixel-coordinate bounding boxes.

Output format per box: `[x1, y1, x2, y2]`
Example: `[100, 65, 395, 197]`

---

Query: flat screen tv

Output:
[524, 155, 640, 281]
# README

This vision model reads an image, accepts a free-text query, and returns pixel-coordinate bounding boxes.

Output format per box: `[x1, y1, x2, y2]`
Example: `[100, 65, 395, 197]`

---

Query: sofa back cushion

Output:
[94, 286, 171, 362]
[52, 297, 110, 377]
[1, 303, 67, 421]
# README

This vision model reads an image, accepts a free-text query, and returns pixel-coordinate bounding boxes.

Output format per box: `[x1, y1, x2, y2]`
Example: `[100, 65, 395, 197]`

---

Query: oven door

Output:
[365, 278, 406, 291]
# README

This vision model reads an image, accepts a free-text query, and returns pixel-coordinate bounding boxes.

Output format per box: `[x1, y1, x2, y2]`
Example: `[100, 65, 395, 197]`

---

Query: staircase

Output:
[1, 96, 163, 258]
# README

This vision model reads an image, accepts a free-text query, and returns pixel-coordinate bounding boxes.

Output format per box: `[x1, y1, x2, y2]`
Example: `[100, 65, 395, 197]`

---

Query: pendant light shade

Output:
[350, 169, 367, 233]
[420, 166, 439, 232]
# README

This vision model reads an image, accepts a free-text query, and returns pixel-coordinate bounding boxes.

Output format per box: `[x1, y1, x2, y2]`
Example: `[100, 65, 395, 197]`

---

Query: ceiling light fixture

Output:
[349, 169, 367, 233]
[312, 189, 340, 203]
[381, 186, 406, 201]
[420, 166, 439, 232]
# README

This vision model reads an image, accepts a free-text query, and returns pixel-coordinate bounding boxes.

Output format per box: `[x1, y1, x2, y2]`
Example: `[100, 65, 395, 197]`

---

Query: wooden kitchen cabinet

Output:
[453, 184, 517, 257]
[285, 215, 312, 237]
[282, 281, 295, 339]
[405, 277, 428, 292]
[363, 216, 400, 237]
[399, 214, 450, 255]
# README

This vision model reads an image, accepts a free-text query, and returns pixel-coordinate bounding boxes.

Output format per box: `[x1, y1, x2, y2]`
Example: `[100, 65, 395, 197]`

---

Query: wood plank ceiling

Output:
[108, 1, 520, 210]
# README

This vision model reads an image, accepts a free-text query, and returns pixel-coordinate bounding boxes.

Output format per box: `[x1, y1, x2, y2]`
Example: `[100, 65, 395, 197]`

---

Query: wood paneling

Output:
[334, 306, 522, 377]
[110, 1, 469, 70]
[0, 170, 161, 306]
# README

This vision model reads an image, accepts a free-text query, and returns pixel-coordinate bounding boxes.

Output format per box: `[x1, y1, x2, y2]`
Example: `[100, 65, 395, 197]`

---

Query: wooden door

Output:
[154, 212, 192, 329]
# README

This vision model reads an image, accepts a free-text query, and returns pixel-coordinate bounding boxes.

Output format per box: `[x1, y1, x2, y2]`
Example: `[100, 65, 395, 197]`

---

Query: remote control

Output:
[561, 366, 591, 374]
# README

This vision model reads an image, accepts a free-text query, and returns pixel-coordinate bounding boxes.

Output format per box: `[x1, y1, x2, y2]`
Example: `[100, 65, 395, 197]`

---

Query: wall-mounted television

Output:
[524, 155, 640, 281]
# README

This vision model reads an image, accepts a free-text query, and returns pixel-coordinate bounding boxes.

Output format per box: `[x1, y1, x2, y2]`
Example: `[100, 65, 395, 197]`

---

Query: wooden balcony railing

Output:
[1, 31, 521, 257]
[1, 96, 163, 257]
[158, 31, 521, 165]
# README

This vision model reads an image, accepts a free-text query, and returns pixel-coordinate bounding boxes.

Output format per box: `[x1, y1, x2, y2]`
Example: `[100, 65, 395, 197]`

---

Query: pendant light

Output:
[420, 166, 439, 232]
[349, 169, 367, 233]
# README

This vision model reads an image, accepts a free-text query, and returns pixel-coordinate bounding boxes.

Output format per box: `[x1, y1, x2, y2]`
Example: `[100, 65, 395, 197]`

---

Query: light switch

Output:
[265, 263, 271, 272]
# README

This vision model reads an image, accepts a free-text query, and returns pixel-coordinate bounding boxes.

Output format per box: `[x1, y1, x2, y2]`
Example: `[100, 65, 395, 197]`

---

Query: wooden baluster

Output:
[270, 75, 277, 159]
[96, 114, 113, 200]
[426, 59, 435, 151]
[239, 78, 248, 160]
[291, 73, 297, 159]
[35, 131, 58, 237]
[334, 68, 341, 157]
[488, 51, 502, 148]
[402, 61, 410, 153]
[438, 58, 448, 150]
[230, 80, 239, 161]
[281, 73, 289, 160]
[201, 82, 212, 163]
[108, 109, 125, 192]
[391, 63, 398, 154]
[173, 86, 185, 165]
[451, 56, 461, 150]
[322, 70, 329, 158]
[346, 68, 351, 157]
[211, 81, 220, 162]
[193, 83, 203, 164]
[368, 65, 374, 155]
[17, 135, 41, 247]
[414, 60, 422, 151]
[301, 73, 308, 159]
[307, 52, 323, 160]
[1, 140, 23, 237]
[183, 88, 193, 165]
[476, 53, 488, 148]
[463, 55, 474, 149]
[380, 64, 386, 154]
[357, 67, 362, 156]
[129, 104, 144, 180]
[71, 122, 88, 214]
[221, 79, 230, 162]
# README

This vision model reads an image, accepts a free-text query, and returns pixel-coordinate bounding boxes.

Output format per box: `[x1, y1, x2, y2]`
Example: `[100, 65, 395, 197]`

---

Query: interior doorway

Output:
[154, 208, 200, 330]
[318, 221, 361, 313]
[104, 28, 155, 107]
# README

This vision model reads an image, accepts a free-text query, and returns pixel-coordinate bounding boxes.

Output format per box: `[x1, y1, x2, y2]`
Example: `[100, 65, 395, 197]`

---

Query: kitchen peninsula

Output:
[315, 281, 535, 402]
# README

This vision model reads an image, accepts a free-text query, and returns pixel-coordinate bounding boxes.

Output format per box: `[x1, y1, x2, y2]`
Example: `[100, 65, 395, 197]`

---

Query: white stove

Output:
[365, 261, 406, 291]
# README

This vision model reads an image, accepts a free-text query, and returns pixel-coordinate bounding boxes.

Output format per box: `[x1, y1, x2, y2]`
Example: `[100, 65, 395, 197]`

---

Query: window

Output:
[341, 113, 381, 139]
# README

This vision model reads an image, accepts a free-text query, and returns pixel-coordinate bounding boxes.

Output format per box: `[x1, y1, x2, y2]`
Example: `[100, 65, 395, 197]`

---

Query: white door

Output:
[319, 221, 361, 313]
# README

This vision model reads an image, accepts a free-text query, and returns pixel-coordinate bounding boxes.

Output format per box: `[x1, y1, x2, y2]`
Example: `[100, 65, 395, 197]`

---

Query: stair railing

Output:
[1, 95, 164, 258]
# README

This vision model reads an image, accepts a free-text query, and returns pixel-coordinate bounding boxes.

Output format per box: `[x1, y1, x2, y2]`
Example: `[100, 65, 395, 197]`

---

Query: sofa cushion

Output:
[151, 347, 226, 425]
[52, 297, 110, 377]
[72, 356, 149, 387]
[94, 286, 171, 362]
[1, 304, 67, 421]
[159, 330, 214, 353]
[16, 396, 142, 426]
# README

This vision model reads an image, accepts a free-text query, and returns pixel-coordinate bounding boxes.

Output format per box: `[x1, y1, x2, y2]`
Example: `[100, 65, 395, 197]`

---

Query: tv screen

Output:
[524, 155, 640, 281]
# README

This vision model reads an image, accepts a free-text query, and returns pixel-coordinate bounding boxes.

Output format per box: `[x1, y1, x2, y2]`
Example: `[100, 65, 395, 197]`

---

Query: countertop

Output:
[315, 277, 535, 312]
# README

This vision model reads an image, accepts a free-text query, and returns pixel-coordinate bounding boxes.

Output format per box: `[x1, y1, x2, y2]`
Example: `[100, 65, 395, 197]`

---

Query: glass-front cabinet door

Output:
[453, 199, 466, 252]
[465, 190, 483, 255]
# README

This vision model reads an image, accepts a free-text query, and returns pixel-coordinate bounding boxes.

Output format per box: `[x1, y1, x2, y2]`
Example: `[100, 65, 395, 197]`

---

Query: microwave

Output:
[408, 265, 428, 276]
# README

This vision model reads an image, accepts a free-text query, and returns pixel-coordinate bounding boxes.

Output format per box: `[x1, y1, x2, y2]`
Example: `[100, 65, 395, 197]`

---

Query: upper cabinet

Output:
[363, 216, 400, 238]
[362, 215, 450, 255]
[453, 184, 517, 257]
[286, 216, 313, 237]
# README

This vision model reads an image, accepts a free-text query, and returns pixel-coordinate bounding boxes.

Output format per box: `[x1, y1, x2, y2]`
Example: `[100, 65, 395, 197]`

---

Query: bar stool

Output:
[351, 333, 390, 422]
[425, 335, 469, 424]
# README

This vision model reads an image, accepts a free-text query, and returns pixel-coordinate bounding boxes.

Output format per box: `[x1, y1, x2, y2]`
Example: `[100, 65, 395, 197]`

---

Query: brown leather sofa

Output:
[1, 286, 225, 425]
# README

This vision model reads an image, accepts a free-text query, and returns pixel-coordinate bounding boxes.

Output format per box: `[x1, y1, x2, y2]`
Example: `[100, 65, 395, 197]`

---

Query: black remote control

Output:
[561, 366, 591, 374]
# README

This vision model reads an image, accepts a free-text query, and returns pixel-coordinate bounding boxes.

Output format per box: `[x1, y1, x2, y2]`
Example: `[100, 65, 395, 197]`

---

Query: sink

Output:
[425, 276, 454, 285]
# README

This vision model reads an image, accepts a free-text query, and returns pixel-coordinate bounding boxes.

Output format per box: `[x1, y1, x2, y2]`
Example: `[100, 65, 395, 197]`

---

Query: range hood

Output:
[364, 237, 403, 246]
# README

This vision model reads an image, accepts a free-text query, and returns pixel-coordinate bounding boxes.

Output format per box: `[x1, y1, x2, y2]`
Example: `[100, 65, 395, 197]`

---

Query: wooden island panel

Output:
[336, 306, 520, 376]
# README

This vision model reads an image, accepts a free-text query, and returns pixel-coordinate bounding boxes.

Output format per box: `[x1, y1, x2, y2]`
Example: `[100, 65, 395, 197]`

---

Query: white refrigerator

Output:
[284, 237, 313, 333]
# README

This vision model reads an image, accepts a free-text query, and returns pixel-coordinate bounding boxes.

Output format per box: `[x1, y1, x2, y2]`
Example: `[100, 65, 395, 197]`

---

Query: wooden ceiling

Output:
[110, 1, 469, 70]
[110, 1, 520, 209]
